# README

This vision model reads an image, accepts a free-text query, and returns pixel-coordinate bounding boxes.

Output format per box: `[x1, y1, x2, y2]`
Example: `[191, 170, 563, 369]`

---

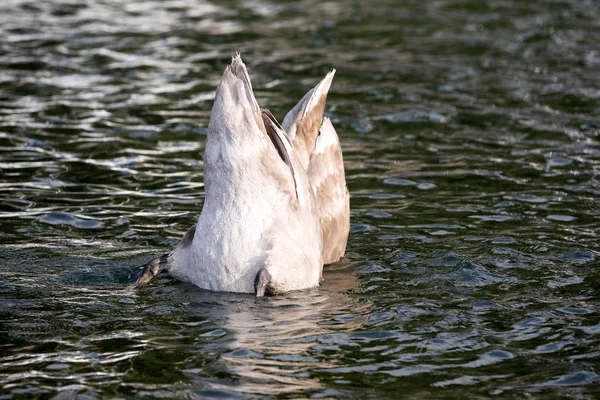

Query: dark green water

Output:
[1, 0, 599, 398]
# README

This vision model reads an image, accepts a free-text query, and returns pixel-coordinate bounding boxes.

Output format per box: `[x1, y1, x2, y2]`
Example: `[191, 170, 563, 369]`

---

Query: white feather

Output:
[169, 55, 323, 293]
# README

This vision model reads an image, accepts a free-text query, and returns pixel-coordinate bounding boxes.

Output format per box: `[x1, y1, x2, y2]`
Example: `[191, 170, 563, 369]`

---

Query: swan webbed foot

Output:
[254, 268, 272, 297]
[133, 253, 170, 285]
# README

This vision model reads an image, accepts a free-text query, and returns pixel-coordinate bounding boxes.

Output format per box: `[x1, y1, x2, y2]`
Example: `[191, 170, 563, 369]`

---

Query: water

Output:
[1, 0, 599, 398]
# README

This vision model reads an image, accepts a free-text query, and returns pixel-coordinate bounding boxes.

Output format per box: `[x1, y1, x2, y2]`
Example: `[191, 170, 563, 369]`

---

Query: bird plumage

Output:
[135, 55, 349, 295]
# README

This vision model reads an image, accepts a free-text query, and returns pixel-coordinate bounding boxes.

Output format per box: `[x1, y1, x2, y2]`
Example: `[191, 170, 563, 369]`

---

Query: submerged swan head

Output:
[135, 54, 350, 296]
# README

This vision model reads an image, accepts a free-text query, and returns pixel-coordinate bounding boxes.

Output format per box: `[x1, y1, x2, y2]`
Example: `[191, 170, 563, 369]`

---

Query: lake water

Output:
[1, 0, 599, 398]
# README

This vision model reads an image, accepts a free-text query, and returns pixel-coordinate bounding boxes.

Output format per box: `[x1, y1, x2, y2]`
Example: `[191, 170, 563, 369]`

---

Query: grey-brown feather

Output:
[261, 108, 298, 200]
[179, 224, 197, 249]
[307, 123, 349, 264]
[261, 109, 290, 168]
[281, 71, 348, 265]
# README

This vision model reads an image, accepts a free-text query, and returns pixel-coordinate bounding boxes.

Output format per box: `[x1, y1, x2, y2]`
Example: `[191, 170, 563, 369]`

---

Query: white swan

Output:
[135, 55, 349, 296]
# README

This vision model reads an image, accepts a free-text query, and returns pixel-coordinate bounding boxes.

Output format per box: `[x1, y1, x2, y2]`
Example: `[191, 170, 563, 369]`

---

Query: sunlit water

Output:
[1, 0, 599, 398]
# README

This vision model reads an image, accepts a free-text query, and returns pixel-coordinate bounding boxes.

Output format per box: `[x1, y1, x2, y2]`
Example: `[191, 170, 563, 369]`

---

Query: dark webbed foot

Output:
[134, 225, 195, 285]
[254, 268, 272, 297]
[133, 253, 170, 285]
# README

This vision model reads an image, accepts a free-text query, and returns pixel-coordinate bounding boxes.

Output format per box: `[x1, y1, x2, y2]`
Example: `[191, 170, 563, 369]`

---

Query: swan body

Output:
[135, 55, 349, 295]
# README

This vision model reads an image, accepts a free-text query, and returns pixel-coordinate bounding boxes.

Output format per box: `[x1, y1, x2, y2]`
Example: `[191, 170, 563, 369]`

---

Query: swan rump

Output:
[135, 55, 349, 295]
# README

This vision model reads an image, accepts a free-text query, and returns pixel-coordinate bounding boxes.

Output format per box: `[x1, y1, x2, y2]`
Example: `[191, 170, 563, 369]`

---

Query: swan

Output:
[134, 55, 349, 296]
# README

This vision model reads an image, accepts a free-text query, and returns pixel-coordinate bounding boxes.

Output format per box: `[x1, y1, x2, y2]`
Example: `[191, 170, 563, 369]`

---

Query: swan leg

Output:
[254, 268, 272, 297]
[133, 253, 170, 285]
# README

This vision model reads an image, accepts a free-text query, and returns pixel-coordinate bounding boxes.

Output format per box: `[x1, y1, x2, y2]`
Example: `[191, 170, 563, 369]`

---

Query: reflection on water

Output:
[1, 0, 599, 398]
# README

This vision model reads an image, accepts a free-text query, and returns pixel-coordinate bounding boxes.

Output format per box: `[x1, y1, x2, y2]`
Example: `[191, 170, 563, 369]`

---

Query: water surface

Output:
[1, 0, 599, 398]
